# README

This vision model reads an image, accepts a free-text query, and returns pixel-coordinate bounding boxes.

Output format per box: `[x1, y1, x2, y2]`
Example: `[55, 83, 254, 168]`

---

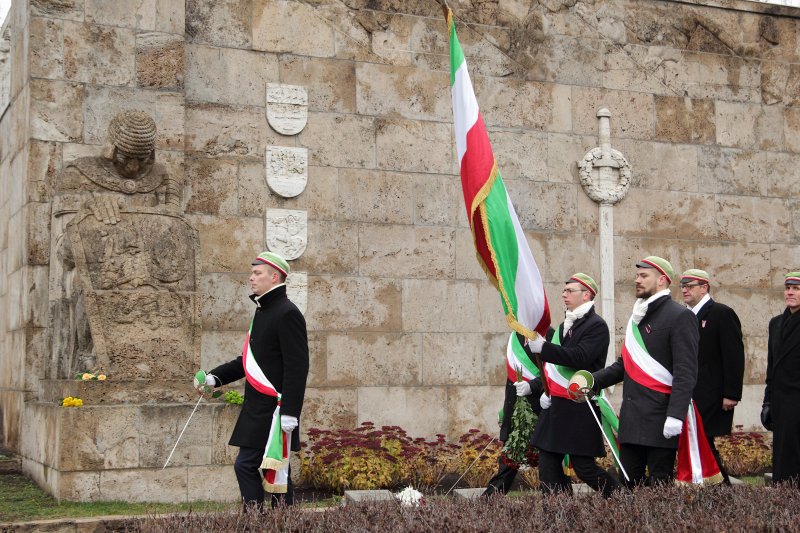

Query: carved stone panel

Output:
[65, 209, 201, 378]
[266, 83, 308, 135]
[286, 272, 307, 315]
[265, 146, 308, 198]
[265, 208, 307, 260]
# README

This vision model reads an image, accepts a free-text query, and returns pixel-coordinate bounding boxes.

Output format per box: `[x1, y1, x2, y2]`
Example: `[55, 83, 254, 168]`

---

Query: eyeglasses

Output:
[562, 288, 587, 294]
[679, 283, 706, 289]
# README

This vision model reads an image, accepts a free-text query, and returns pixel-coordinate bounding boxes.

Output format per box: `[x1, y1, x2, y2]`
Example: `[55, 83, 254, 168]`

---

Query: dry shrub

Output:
[129, 484, 800, 533]
[299, 422, 409, 492]
[716, 430, 772, 476]
[518, 465, 540, 489]
[401, 435, 459, 493]
[450, 429, 503, 488]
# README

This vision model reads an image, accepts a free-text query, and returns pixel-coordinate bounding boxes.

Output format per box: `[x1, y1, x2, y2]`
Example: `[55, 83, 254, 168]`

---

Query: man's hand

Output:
[87, 194, 123, 225]
[514, 380, 532, 397]
[281, 415, 298, 433]
[539, 393, 551, 410]
[567, 370, 595, 403]
[193, 370, 217, 394]
[527, 335, 545, 354]
[722, 398, 738, 411]
[662, 416, 683, 439]
[761, 403, 772, 431]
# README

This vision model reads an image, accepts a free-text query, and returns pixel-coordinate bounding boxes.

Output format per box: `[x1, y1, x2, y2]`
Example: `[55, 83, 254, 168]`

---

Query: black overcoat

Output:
[594, 294, 699, 449]
[764, 309, 800, 483]
[530, 307, 609, 457]
[210, 285, 309, 452]
[692, 298, 744, 437]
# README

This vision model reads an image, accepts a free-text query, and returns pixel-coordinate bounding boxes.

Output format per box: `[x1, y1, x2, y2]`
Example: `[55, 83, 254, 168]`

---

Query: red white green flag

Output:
[447, 9, 550, 340]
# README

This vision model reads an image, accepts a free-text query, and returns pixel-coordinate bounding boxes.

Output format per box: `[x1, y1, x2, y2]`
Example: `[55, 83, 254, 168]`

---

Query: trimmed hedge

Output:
[129, 484, 800, 532]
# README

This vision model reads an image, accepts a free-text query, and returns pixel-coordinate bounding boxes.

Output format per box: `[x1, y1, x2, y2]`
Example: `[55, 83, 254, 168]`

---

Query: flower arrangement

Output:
[501, 365, 539, 468]
[395, 485, 424, 507]
[74, 371, 107, 381]
[59, 396, 83, 407]
[224, 390, 244, 405]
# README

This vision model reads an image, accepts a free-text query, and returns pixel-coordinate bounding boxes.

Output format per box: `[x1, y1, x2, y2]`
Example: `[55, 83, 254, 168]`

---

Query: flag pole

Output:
[583, 396, 629, 482]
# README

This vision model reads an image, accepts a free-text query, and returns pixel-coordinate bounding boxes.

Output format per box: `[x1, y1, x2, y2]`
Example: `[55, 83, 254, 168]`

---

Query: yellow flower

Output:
[82, 373, 93, 381]
[97, 374, 106, 381]
[75, 399, 83, 406]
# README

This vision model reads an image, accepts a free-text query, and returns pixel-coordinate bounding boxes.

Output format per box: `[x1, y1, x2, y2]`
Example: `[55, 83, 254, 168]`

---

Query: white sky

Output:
[0, 1, 10, 26]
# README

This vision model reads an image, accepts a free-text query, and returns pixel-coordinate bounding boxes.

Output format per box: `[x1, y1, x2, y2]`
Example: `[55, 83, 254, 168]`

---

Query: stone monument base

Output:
[18, 380, 242, 502]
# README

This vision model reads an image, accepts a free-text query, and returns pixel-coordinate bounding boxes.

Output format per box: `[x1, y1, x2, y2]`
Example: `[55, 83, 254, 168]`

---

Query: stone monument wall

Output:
[0, 0, 799, 501]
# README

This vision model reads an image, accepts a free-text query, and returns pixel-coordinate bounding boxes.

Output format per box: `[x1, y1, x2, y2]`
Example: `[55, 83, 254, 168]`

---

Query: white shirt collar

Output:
[253, 283, 286, 307]
[690, 293, 711, 315]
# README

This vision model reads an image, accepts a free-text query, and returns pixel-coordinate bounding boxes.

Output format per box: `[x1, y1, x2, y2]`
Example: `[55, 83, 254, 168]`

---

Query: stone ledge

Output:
[343, 490, 394, 505]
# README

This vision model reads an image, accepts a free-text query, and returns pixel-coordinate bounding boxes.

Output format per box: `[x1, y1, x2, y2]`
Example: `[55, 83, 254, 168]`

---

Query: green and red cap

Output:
[681, 268, 710, 285]
[636, 255, 674, 284]
[785, 271, 800, 286]
[567, 272, 599, 296]
[252, 251, 290, 277]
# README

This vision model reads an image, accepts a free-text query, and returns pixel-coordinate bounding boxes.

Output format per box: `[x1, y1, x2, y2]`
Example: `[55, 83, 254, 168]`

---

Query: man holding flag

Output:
[193, 251, 309, 509]
[520, 273, 620, 496]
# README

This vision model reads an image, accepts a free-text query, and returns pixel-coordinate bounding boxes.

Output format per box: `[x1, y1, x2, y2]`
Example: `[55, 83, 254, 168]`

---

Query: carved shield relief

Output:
[266, 146, 308, 198]
[266, 83, 308, 135]
[265, 208, 307, 261]
[65, 209, 201, 378]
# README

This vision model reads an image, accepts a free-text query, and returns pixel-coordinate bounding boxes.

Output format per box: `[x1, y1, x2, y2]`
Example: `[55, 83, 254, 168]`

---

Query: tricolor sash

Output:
[621, 318, 722, 485]
[506, 332, 541, 382]
[542, 328, 574, 399]
[242, 319, 291, 493]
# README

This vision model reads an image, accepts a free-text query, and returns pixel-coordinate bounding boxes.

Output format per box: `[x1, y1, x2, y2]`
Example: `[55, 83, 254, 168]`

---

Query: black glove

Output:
[760, 403, 772, 431]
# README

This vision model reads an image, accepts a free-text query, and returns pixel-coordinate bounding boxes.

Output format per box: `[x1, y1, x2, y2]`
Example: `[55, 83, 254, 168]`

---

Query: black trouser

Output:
[707, 434, 731, 485]
[619, 443, 676, 488]
[234, 446, 294, 510]
[482, 458, 519, 496]
[538, 450, 620, 497]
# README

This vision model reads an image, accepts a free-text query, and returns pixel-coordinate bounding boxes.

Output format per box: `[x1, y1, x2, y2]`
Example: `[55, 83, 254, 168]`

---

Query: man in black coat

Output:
[194, 251, 309, 509]
[762, 271, 800, 485]
[582, 256, 698, 488]
[681, 268, 744, 485]
[521, 273, 620, 496]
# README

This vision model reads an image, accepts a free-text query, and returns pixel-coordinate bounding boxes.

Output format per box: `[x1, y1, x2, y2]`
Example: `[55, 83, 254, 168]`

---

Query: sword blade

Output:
[584, 395, 630, 482]
[163, 394, 204, 470]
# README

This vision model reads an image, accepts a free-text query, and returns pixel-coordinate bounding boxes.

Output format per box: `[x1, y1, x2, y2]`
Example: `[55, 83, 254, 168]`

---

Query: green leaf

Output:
[501, 396, 538, 466]
[211, 390, 222, 398]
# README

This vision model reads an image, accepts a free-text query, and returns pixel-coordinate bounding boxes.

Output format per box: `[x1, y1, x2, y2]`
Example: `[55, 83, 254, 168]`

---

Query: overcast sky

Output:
[0, 1, 10, 26]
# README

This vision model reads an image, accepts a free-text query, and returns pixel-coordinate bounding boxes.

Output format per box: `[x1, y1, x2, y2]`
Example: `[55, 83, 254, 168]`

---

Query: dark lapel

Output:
[777, 309, 800, 367]
[696, 298, 714, 327]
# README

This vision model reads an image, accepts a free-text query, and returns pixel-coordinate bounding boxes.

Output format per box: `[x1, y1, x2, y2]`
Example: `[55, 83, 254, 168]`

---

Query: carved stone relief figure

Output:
[49, 111, 198, 380]
[266, 209, 307, 260]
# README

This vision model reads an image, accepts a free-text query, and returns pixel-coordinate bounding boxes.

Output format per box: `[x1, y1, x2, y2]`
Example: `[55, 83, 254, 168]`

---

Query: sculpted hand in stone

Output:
[49, 111, 197, 381]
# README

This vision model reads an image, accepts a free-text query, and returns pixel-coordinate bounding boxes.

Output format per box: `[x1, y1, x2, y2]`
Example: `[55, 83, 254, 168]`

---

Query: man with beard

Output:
[570, 256, 699, 487]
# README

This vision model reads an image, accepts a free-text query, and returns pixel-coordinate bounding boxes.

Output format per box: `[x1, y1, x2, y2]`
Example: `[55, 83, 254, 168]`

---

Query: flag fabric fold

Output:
[242, 320, 291, 493]
[447, 9, 550, 341]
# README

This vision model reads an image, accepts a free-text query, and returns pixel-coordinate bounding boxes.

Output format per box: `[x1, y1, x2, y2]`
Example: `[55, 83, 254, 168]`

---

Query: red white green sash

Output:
[506, 332, 541, 381]
[542, 328, 574, 399]
[242, 319, 291, 494]
[621, 318, 722, 484]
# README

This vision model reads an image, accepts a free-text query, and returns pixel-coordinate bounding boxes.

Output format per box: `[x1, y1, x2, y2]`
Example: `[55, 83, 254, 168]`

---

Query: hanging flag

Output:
[446, 8, 550, 340]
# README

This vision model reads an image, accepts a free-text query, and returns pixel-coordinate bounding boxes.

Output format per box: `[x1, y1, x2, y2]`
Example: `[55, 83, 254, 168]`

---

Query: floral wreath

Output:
[578, 147, 632, 205]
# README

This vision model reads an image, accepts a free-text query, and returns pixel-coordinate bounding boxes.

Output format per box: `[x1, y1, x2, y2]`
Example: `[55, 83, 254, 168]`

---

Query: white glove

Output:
[280, 415, 298, 433]
[193, 371, 217, 392]
[662, 416, 683, 439]
[514, 380, 532, 397]
[539, 393, 551, 410]
[527, 335, 545, 354]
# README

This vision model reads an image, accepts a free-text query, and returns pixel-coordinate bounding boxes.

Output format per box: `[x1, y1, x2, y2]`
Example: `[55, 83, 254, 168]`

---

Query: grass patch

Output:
[0, 474, 231, 523]
[738, 475, 766, 486]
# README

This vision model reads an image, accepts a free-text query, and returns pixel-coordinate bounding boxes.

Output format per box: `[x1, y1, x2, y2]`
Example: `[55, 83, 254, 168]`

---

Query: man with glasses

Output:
[680, 269, 744, 485]
[569, 256, 699, 487]
[519, 273, 620, 496]
[762, 272, 800, 485]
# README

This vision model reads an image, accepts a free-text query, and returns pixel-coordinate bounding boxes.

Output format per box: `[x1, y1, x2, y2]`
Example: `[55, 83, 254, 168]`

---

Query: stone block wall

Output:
[0, 0, 798, 501]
